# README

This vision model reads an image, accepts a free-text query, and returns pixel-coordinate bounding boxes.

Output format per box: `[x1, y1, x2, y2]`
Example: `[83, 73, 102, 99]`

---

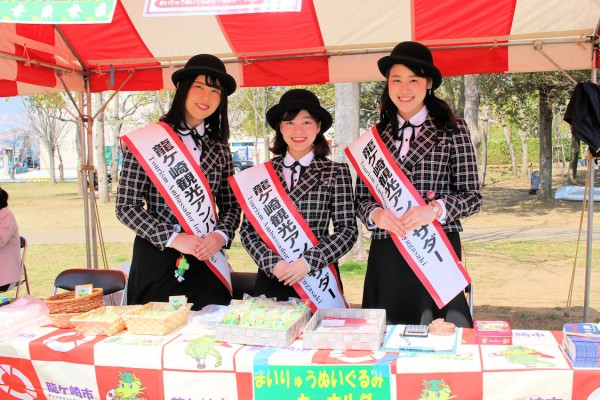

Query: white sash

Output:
[228, 162, 348, 312]
[121, 122, 232, 294]
[345, 126, 470, 308]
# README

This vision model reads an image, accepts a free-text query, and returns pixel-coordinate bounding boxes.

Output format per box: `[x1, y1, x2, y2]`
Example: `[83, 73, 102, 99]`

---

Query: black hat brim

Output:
[266, 101, 332, 133]
[171, 66, 237, 95]
[378, 55, 442, 90]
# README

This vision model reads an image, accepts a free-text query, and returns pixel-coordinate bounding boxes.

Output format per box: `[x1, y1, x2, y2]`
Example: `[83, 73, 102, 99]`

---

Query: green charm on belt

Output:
[174, 254, 190, 282]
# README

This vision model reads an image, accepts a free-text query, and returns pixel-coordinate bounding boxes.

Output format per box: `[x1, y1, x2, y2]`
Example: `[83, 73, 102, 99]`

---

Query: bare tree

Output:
[107, 91, 153, 192]
[93, 93, 110, 203]
[23, 96, 68, 183]
[0, 128, 28, 179]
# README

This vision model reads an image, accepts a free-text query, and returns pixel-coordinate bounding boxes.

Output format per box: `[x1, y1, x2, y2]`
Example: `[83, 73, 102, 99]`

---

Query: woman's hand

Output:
[272, 260, 290, 280]
[371, 208, 407, 237]
[398, 204, 438, 232]
[195, 232, 226, 261]
[171, 233, 203, 257]
[274, 258, 308, 286]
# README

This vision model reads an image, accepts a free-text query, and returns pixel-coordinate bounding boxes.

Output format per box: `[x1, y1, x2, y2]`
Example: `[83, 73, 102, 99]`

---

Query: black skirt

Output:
[361, 232, 473, 328]
[128, 236, 231, 311]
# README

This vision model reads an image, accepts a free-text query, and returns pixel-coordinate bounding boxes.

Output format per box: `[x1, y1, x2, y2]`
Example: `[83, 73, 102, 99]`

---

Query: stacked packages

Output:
[562, 322, 600, 368]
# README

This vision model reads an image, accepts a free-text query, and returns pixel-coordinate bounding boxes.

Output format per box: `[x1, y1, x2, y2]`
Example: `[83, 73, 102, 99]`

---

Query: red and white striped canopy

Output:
[1, 0, 599, 97]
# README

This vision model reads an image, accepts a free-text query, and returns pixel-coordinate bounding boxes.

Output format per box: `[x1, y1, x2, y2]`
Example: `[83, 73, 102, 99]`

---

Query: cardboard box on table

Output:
[303, 308, 386, 351]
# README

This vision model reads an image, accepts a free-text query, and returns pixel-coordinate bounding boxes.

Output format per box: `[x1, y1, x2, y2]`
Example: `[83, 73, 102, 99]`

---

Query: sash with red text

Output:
[228, 162, 348, 312]
[121, 122, 232, 293]
[345, 127, 470, 308]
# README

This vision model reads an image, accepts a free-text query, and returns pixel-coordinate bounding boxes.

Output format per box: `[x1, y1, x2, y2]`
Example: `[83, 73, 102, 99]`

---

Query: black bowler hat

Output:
[377, 41, 442, 90]
[171, 54, 237, 95]
[266, 89, 332, 133]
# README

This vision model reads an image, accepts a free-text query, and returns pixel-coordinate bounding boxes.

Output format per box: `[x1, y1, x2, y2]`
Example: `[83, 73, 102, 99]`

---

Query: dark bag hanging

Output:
[564, 81, 600, 157]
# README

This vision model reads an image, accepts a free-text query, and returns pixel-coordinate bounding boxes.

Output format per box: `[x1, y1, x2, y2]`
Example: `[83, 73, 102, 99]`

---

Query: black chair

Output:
[52, 268, 128, 306]
[231, 271, 257, 300]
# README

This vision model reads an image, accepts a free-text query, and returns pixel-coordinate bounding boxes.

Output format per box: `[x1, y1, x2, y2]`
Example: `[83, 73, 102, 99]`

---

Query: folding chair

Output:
[52, 268, 128, 306]
[15, 236, 30, 299]
[1, 236, 30, 304]
[231, 271, 257, 300]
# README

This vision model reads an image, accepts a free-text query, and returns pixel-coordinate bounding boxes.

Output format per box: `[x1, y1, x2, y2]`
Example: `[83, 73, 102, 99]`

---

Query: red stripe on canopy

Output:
[0, 80, 18, 97]
[58, 1, 162, 92]
[243, 57, 329, 87]
[15, 25, 57, 88]
[414, 0, 516, 39]
[219, 0, 328, 86]
[414, 0, 516, 76]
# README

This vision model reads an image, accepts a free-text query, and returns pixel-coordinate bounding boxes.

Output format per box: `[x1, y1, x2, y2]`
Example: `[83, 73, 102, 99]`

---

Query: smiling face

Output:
[387, 64, 432, 120]
[279, 109, 321, 160]
[184, 75, 222, 127]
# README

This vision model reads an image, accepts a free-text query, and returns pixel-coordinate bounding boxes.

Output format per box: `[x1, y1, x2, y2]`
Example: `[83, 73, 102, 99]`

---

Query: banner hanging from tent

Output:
[0, 1, 117, 24]
[143, 0, 302, 17]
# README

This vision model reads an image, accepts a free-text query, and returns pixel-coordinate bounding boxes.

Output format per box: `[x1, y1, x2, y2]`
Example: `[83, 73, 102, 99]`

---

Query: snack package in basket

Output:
[121, 302, 193, 335]
[215, 296, 311, 347]
[70, 306, 140, 336]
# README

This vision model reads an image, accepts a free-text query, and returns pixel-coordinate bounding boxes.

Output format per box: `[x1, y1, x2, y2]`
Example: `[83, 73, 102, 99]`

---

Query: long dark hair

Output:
[0, 187, 8, 209]
[163, 74, 230, 143]
[269, 109, 331, 158]
[377, 65, 457, 133]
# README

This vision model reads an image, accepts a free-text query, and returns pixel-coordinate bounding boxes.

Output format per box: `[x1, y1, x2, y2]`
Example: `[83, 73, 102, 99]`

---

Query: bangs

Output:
[205, 75, 223, 90]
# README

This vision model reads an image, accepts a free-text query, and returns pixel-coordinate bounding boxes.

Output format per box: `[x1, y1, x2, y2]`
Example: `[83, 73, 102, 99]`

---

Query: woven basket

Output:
[44, 288, 105, 314]
[70, 306, 140, 336]
[122, 302, 192, 335]
[48, 312, 83, 329]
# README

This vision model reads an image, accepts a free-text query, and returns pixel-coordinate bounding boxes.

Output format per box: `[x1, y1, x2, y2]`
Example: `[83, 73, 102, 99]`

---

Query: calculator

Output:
[403, 324, 429, 337]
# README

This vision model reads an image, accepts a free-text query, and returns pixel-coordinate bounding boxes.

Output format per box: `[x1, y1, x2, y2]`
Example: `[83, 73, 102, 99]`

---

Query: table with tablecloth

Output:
[1, 321, 599, 400]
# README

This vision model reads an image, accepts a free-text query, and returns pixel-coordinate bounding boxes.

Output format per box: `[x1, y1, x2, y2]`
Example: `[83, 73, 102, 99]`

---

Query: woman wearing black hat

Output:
[116, 54, 241, 310]
[239, 89, 358, 301]
[355, 42, 482, 327]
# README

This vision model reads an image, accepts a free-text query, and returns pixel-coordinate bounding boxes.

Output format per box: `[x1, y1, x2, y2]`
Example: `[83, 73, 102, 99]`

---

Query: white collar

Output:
[283, 151, 314, 167]
[397, 105, 428, 127]
[180, 123, 205, 136]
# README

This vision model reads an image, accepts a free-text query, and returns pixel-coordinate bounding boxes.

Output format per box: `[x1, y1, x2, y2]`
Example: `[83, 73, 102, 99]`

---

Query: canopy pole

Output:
[85, 78, 99, 269]
[583, 25, 599, 321]
[583, 150, 595, 322]
[78, 93, 92, 269]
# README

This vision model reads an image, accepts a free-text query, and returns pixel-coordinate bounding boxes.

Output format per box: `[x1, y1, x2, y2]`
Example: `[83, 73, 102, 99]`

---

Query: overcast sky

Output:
[0, 97, 25, 132]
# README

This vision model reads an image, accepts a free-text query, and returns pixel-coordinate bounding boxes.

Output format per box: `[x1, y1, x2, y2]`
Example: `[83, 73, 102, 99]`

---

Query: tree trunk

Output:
[48, 145, 56, 183]
[500, 116, 518, 176]
[9, 146, 15, 180]
[568, 135, 580, 184]
[538, 89, 553, 200]
[76, 122, 84, 195]
[110, 92, 122, 194]
[334, 82, 367, 263]
[94, 93, 110, 203]
[57, 146, 64, 182]
[457, 77, 465, 119]
[463, 75, 482, 168]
